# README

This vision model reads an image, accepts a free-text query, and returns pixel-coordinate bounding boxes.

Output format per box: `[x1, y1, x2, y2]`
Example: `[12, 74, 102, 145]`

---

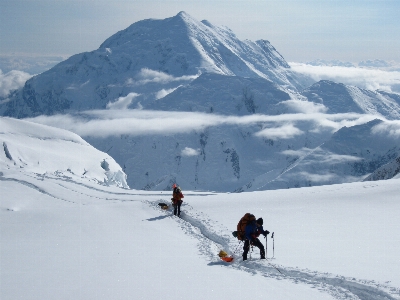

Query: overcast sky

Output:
[1, 0, 399, 63]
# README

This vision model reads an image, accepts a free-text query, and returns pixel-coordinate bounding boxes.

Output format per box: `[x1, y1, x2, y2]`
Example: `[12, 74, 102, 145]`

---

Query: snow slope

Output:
[145, 73, 292, 115]
[363, 155, 400, 181]
[0, 117, 128, 188]
[237, 119, 400, 191]
[83, 113, 336, 192]
[1, 155, 400, 299]
[301, 80, 400, 120]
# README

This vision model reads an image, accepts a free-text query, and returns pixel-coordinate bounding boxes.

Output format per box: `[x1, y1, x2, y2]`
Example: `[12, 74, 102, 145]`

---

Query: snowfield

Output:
[1, 117, 400, 300]
[2, 10, 400, 300]
[1, 165, 400, 299]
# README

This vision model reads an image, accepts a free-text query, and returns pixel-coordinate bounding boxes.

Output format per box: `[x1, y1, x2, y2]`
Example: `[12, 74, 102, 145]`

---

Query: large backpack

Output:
[234, 213, 256, 240]
[172, 186, 184, 203]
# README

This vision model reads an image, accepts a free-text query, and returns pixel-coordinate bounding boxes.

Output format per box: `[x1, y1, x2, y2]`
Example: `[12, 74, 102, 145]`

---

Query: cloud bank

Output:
[0, 69, 32, 97]
[371, 120, 400, 138]
[254, 124, 304, 140]
[290, 63, 400, 92]
[279, 99, 328, 114]
[0, 55, 65, 74]
[26, 109, 381, 139]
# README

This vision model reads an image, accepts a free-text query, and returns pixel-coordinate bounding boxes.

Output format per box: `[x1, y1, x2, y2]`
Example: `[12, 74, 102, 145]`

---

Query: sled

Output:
[218, 250, 234, 262]
[158, 203, 169, 210]
[221, 256, 234, 262]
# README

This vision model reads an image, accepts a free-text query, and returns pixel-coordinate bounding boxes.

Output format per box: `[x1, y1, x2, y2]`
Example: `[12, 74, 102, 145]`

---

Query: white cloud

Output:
[289, 62, 400, 92]
[25, 109, 379, 138]
[254, 124, 304, 140]
[281, 148, 314, 157]
[308, 152, 362, 164]
[181, 147, 200, 157]
[0, 69, 32, 97]
[155, 86, 181, 100]
[0, 55, 66, 74]
[283, 147, 362, 164]
[137, 68, 175, 84]
[297, 171, 336, 182]
[128, 68, 198, 86]
[279, 99, 328, 114]
[106, 93, 140, 110]
[371, 120, 400, 138]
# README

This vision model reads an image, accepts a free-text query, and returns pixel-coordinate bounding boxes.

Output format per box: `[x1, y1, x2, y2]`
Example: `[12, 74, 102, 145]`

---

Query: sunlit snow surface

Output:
[2, 168, 400, 299]
[1, 117, 400, 299]
[0, 118, 400, 300]
[0, 117, 128, 188]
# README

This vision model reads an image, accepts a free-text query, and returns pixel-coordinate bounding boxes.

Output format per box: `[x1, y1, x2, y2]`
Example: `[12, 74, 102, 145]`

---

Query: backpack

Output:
[233, 213, 256, 240]
[172, 187, 184, 202]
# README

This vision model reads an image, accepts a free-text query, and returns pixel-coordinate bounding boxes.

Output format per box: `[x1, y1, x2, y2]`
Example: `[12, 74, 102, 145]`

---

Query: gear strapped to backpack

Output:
[232, 213, 256, 240]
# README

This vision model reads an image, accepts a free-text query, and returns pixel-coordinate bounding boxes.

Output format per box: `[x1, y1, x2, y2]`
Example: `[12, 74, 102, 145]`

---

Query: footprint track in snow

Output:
[147, 199, 400, 300]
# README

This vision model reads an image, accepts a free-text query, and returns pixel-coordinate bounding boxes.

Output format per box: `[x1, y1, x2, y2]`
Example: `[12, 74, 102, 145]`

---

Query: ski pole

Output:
[267, 261, 283, 274]
[232, 240, 243, 255]
[271, 232, 275, 258]
[265, 234, 268, 258]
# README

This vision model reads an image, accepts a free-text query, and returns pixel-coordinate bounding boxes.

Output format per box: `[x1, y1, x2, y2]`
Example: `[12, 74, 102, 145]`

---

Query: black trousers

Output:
[243, 238, 265, 258]
[173, 200, 182, 216]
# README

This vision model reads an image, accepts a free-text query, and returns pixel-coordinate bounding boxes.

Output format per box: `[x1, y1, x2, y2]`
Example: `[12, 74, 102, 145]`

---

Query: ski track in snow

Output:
[148, 199, 400, 300]
[3, 169, 399, 300]
[0, 175, 76, 204]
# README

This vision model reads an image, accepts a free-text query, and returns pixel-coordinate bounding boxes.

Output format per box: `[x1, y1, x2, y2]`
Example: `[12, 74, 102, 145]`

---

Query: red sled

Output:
[218, 250, 234, 262]
[220, 256, 234, 262]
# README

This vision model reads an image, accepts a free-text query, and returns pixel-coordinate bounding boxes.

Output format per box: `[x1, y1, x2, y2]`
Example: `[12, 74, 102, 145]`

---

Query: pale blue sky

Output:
[1, 0, 399, 63]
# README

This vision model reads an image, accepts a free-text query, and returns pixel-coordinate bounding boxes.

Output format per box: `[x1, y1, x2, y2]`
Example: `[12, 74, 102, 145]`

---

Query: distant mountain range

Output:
[301, 80, 400, 119]
[1, 12, 400, 192]
[305, 59, 400, 70]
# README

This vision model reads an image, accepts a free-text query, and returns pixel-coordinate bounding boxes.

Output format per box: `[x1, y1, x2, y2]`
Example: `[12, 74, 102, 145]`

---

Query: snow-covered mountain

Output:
[2, 12, 400, 192]
[85, 118, 331, 191]
[0, 117, 128, 188]
[363, 155, 400, 181]
[0, 12, 304, 118]
[236, 119, 400, 192]
[146, 73, 292, 115]
[301, 80, 400, 119]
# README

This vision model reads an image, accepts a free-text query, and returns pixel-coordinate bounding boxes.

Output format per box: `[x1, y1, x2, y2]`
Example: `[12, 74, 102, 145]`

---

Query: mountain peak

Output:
[1, 12, 301, 117]
[172, 11, 199, 26]
[176, 11, 190, 18]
